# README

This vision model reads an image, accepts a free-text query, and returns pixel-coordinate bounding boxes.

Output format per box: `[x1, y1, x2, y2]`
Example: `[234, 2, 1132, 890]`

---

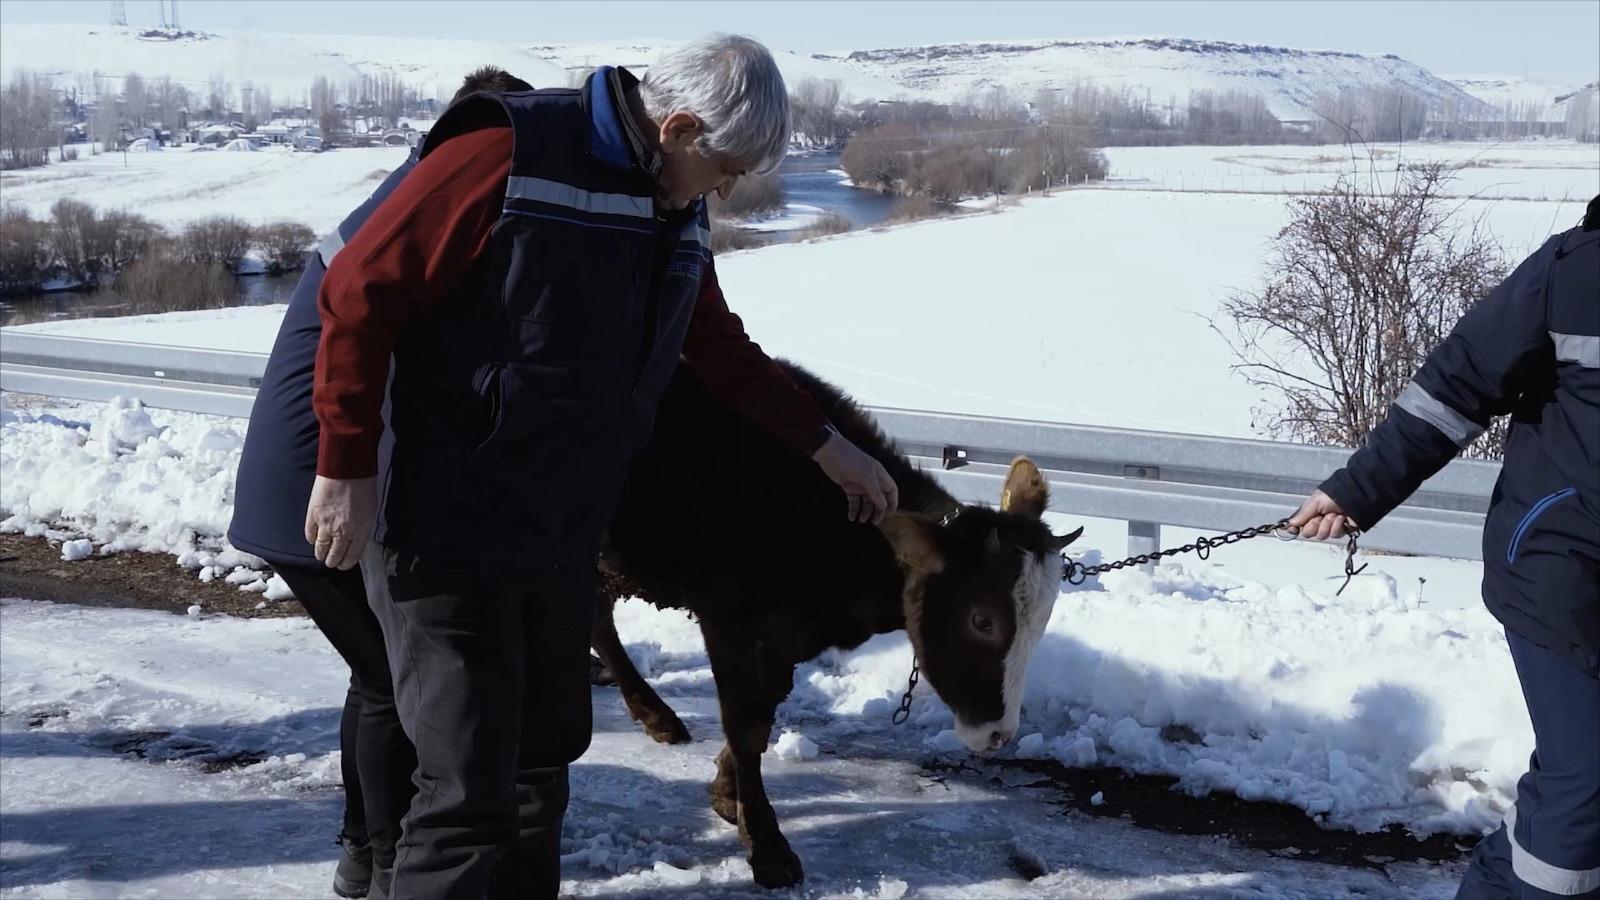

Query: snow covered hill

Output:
[818, 38, 1495, 121]
[528, 40, 924, 103]
[1449, 75, 1583, 120]
[0, 24, 570, 101]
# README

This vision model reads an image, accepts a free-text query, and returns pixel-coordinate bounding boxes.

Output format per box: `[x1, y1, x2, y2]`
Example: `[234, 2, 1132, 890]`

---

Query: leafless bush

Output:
[254, 221, 316, 273]
[884, 195, 947, 224]
[708, 171, 785, 220]
[0, 207, 54, 292]
[116, 254, 236, 313]
[61, 146, 79, 162]
[1215, 162, 1510, 459]
[0, 71, 58, 171]
[709, 227, 769, 254]
[795, 212, 852, 240]
[181, 216, 254, 271]
[98, 210, 164, 269]
[48, 199, 116, 284]
[840, 123, 918, 192]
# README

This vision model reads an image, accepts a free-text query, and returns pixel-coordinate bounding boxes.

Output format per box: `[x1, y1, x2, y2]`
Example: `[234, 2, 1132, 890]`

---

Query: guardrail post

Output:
[1128, 520, 1159, 573]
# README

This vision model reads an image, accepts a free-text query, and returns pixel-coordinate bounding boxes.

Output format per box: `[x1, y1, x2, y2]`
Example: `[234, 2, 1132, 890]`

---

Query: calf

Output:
[593, 362, 1080, 888]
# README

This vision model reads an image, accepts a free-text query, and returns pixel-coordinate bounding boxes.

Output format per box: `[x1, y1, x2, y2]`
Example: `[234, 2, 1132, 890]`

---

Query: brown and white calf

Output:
[593, 362, 1079, 888]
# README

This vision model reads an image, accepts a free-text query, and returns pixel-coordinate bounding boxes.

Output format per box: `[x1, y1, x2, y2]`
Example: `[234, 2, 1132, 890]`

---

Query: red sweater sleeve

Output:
[313, 126, 513, 478]
[681, 260, 833, 455]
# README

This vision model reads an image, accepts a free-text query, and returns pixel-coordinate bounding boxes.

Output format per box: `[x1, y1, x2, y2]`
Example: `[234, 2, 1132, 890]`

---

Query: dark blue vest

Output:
[376, 71, 709, 573]
[228, 151, 420, 567]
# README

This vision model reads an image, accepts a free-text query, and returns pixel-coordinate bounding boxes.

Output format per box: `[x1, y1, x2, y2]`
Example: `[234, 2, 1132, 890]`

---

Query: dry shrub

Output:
[884, 195, 946, 224]
[709, 171, 784, 219]
[255, 221, 316, 273]
[709, 227, 769, 254]
[181, 216, 254, 271]
[0, 206, 54, 291]
[1216, 162, 1510, 458]
[795, 212, 852, 240]
[117, 254, 237, 313]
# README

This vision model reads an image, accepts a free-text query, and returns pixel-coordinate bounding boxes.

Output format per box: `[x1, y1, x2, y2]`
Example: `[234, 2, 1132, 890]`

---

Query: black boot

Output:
[333, 838, 373, 899]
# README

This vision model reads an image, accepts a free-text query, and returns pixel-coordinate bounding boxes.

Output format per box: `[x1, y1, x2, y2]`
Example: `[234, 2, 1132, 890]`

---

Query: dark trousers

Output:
[1458, 629, 1600, 899]
[362, 544, 596, 900]
[277, 562, 419, 877]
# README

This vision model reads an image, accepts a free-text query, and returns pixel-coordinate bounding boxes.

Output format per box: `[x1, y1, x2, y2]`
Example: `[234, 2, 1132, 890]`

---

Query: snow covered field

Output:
[3, 140, 1592, 896]
[0, 144, 412, 234]
[1099, 141, 1600, 205]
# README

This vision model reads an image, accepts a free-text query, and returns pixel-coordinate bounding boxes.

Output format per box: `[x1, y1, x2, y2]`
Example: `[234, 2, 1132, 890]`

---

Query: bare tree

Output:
[122, 72, 148, 128]
[310, 76, 341, 144]
[1215, 162, 1511, 458]
[791, 77, 845, 147]
[0, 71, 59, 170]
[181, 216, 254, 271]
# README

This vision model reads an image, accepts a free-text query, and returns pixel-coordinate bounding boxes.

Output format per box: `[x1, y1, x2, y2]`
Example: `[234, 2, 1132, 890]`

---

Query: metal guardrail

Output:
[1, 330, 1499, 562]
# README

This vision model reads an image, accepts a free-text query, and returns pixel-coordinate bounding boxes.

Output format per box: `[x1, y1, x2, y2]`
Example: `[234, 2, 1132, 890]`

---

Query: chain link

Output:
[1062, 518, 1302, 584]
[891, 660, 920, 725]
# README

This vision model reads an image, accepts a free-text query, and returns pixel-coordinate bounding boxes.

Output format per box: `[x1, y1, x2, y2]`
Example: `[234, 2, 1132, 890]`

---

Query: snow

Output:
[0, 396, 263, 572]
[1090, 791, 1106, 807]
[58, 539, 93, 562]
[0, 144, 412, 234]
[528, 40, 924, 103]
[0, 598, 1466, 897]
[1448, 75, 1584, 118]
[736, 202, 829, 233]
[0, 25, 569, 104]
[773, 730, 821, 762]
[3, 140, 1590, 892]
[821, 38, 1492, 121]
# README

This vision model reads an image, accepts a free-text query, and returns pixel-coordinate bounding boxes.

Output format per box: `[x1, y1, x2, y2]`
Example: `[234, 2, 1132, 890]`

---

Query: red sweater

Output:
[313, 126, 830, 479]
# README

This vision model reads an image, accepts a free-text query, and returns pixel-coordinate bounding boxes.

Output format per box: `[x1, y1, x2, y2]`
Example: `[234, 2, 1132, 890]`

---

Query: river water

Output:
[0, 152, 890, 326]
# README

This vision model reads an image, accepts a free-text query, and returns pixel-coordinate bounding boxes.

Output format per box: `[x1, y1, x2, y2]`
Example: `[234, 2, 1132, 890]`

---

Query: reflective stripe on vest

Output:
[505, 175, 653, 218]
[1552, 331, 1600, 368]
[1505, 805, 1600, 896]
[1395, 381, 1484, 447]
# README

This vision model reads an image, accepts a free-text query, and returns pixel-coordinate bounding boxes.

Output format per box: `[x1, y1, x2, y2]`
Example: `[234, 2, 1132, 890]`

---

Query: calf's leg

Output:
[701, 622, 803, 888]
[590, 591, 691, 744]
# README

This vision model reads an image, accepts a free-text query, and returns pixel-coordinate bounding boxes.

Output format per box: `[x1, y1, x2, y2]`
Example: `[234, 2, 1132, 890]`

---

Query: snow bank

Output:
[0, 396, 263, 575]
[774, 560, 1525, 836]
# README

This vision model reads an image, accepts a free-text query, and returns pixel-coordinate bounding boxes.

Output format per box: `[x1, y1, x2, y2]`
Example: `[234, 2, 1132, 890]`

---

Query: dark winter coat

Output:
[1322, 197, 1600, 674]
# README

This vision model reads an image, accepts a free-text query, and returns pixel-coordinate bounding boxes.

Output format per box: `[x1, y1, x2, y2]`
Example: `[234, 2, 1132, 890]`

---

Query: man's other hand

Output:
[1289, 489, 1354, 541]
[813, 433, 899, 525]
[305, 475, 379, 570]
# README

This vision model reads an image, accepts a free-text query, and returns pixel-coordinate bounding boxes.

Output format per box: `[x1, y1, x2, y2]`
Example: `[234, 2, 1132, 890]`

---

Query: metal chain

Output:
[1062, 518, 1303, 584]
[891, 660, 920, 725]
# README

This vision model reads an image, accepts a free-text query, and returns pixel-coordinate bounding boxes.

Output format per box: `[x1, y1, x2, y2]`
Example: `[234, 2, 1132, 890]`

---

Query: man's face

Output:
[655, 110, 746, 210]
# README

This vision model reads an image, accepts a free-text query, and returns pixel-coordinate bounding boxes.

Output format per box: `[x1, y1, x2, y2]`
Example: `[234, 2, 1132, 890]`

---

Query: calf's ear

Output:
[1001, 457, 1050, 518]
[879, 514, 945, 575]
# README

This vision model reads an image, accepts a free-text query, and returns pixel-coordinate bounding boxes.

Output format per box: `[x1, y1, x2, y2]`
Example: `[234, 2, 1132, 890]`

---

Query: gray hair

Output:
[641, 34, 790, 175]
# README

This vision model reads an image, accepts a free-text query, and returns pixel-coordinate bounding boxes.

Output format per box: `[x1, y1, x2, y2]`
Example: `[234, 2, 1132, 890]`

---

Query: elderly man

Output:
[305, 35, 898, 899]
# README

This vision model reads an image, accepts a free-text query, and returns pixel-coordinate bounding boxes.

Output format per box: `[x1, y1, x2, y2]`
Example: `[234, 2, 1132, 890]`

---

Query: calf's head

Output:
[881, 458, 1081, 753]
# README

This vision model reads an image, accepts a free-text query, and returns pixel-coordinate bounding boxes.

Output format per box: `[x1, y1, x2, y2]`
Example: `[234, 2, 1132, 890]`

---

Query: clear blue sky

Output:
[3, 0, 1596, 85]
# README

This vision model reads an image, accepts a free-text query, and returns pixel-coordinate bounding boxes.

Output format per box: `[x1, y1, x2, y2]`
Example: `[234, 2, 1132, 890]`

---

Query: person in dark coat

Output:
[1292, 195, 1600, 900]
[228, 66, 536, 900]
[302, 35, 899, 900]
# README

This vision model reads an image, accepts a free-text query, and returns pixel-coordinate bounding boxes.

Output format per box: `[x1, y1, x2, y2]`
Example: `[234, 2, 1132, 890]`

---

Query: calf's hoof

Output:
[643, 711, 691, 745]
[748, 841, 804, 889]
[709, 782, 739, 826]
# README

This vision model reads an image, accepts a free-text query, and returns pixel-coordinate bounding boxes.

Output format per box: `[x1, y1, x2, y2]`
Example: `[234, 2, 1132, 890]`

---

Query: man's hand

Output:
[1289, 489, 1355, 541]
[813, 432, 899, 525]
[305, 475, 379, 570]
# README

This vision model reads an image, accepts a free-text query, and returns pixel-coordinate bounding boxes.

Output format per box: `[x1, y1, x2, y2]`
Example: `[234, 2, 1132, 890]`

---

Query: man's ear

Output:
[658, 110, 702, 154]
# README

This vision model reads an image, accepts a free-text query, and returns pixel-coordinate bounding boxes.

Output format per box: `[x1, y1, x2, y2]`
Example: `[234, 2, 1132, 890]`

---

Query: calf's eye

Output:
[971, 611, 994, 634]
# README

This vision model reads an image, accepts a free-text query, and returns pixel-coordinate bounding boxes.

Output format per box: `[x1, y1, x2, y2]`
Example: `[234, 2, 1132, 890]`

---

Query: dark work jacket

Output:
[1322, 200, 1600, 674]
[227, 151, 420, 567]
